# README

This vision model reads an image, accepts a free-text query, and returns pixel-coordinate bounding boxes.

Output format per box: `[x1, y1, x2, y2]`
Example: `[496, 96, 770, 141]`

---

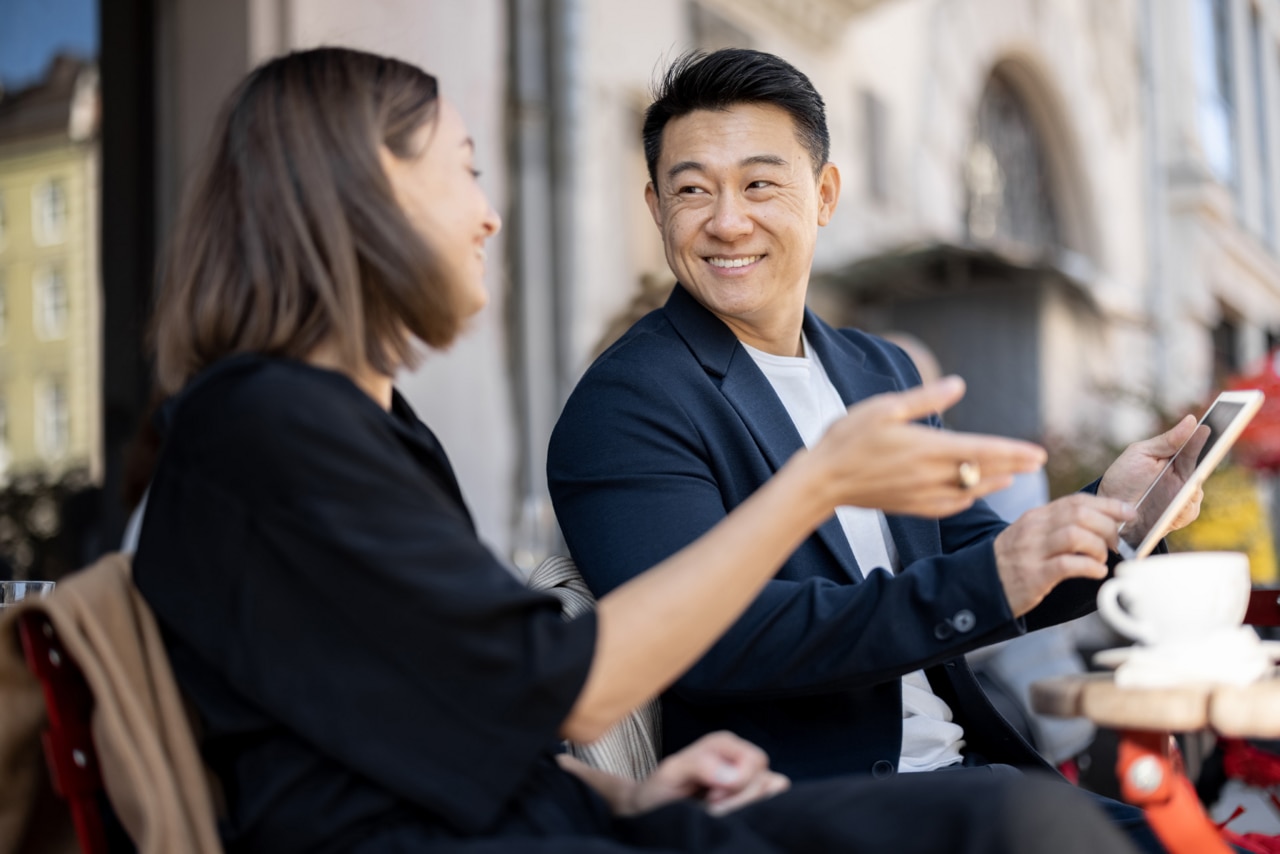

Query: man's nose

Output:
[705, 192, 752, 241]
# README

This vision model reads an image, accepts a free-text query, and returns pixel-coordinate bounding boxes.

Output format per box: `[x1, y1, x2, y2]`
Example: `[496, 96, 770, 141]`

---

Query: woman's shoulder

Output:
[173, 354, 382, 428]
[176, 353, 365, 413]
[160, 354, 396, 475]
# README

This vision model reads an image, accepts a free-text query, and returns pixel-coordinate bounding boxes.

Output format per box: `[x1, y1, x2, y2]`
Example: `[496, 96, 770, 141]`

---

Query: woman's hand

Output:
[806, 376, 1048, 519]
[626, 731, 789, 817]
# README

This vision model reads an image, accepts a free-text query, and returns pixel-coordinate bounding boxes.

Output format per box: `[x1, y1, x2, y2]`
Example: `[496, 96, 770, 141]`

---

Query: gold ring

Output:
[957, 461, 981, 490]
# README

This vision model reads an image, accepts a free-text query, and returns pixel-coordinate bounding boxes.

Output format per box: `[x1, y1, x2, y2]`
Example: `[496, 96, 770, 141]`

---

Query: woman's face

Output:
[382, 97, 501, 318]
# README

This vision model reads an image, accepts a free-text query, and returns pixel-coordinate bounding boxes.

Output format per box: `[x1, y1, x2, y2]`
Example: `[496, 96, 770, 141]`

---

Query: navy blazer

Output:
[549, 284, 1105, 781]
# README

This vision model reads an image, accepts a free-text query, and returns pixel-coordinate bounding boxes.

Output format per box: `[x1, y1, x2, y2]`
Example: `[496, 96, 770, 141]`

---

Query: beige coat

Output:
[0, 553, 221, 854]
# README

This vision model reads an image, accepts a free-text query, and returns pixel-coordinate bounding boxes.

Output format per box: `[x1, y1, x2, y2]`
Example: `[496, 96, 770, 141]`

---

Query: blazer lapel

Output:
[802, 313, 942, 571]
[664, 286, 809, 476]
[664, 286, 863, 581]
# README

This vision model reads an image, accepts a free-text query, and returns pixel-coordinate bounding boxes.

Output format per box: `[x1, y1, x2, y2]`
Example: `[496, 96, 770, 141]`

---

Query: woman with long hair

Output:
[133, 47, 1136, 853]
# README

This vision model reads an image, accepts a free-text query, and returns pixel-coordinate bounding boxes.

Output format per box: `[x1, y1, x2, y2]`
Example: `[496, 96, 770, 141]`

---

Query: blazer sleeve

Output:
[549, 350, 1026, 703]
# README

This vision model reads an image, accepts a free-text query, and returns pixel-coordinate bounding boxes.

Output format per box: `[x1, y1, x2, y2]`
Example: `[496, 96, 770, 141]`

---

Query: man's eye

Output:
[747, 180, 772, 190]
[677, 185, 707, 195]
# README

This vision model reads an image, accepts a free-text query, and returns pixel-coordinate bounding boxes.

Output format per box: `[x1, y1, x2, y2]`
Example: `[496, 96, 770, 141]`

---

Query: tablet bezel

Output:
[1117, 389, 1264, 561]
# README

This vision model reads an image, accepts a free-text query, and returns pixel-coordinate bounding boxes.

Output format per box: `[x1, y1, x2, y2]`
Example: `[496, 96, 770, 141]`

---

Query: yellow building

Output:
[0, 56, 101, 483]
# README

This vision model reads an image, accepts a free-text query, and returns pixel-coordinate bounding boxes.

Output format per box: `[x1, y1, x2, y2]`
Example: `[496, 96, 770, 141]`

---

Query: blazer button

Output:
[871, 760, 895, 779]
[934, 621, 954, 640]
[952, 610, 976, 633]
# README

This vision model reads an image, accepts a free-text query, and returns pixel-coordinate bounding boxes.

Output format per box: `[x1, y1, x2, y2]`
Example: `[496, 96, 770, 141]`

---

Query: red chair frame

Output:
[17, 610, 112, 854]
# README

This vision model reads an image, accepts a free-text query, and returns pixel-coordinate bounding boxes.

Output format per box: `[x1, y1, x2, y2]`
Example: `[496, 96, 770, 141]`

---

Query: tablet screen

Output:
[1117, 400, 1247, 559]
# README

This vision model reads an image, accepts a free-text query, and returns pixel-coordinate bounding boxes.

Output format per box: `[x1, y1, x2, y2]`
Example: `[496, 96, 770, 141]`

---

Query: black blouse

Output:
[133, 355, 603, 851]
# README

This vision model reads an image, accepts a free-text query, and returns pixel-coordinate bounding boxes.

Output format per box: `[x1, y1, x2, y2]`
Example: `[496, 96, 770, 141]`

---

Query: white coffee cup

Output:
[1096, 551, 1251, 646]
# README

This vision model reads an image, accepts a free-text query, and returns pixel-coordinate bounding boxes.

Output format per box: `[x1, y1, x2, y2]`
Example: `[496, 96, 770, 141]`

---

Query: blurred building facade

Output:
[97, 0, 1280, 563]
[0, 56, 102, 485]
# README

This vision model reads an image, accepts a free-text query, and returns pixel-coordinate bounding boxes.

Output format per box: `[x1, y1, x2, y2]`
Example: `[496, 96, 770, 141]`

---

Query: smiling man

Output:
[549, 48, 1195, 854]
[643, 99, 836, 357]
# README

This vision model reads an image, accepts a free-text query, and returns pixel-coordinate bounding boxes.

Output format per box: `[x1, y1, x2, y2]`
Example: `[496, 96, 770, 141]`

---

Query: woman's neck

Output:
[306, 341, 394, 410]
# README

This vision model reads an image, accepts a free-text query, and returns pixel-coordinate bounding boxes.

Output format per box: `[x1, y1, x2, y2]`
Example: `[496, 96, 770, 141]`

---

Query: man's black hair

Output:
[642, 48, 830, 185]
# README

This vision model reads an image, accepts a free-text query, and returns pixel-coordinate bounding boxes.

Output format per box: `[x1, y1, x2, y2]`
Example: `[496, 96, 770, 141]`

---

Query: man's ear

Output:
[644, 182, 663, 229]
[816, 162, 841, 227]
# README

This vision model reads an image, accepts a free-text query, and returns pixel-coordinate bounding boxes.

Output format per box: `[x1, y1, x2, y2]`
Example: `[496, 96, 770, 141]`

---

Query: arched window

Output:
[964, 72, 1061, 252]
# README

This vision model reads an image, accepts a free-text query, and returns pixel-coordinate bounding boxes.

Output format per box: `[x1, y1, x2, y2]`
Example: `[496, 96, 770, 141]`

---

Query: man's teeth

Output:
[707, 255, 761, 268]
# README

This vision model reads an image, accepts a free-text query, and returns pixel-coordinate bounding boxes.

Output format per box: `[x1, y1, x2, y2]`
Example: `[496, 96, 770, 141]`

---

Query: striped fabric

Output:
[527, 555, 661, 781]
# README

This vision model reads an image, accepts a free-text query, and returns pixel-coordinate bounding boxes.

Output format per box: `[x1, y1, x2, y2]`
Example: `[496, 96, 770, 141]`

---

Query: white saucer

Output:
[1091, 646, 1137, 669]
[1092, 640, 1280, 670]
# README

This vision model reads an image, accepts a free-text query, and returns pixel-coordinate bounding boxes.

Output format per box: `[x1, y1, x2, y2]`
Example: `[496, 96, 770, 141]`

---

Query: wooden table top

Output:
[1030, 673, 1280, 737]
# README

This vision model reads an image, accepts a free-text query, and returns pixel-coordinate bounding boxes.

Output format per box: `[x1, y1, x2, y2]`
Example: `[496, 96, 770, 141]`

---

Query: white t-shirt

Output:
[742, 335, 965, 773]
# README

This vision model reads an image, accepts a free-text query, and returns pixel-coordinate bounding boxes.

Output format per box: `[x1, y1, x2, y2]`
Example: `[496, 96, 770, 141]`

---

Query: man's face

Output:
[645, 102, 839, 353]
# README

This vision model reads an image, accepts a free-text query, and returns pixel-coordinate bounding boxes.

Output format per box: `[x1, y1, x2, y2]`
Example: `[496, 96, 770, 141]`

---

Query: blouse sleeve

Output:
[136, 364, 597, 834]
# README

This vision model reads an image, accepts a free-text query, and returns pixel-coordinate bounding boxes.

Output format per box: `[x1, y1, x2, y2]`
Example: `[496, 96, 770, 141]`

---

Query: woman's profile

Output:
[132, 46, 1138, 853]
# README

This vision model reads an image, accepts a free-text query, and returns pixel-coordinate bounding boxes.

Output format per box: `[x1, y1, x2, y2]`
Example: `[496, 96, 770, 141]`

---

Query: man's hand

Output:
[1098, 415, 1205, 533]
[994, 494, 1135, 616]
[627, 731, 790, 817]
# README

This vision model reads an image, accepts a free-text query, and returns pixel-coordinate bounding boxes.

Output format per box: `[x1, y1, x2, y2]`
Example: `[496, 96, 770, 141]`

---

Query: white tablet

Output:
[1116, 389, 1265, 561]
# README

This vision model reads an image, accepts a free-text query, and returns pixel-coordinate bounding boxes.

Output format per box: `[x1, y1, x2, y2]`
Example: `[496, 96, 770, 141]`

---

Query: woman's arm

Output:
[562, 376, 1046, 742]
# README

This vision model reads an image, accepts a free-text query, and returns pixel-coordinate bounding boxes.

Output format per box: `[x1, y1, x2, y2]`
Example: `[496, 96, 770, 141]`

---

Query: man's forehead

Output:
[657, 104, 809, 171]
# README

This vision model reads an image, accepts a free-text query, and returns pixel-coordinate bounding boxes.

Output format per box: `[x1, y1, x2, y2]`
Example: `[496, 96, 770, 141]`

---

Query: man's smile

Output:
[705, 255, 764, 269]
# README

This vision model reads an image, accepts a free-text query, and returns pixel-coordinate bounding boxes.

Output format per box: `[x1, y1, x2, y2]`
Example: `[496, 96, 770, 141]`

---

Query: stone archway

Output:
[826, 32, 1117, 442]
[917, 0, 1127, 275]
[964, 66, 1064, 256]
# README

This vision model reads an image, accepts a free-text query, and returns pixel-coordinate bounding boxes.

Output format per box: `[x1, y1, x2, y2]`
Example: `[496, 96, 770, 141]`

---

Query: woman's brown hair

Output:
[152, 47, 465, 395]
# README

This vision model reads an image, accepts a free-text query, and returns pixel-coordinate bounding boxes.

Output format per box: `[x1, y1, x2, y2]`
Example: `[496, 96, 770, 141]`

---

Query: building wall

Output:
[568, 0, 1280, 442]
[0, 136, 100, 481]
[569, 0, 1153, 444]
[1152, 0, 1280, 409]
[835, 0, 1146, 441]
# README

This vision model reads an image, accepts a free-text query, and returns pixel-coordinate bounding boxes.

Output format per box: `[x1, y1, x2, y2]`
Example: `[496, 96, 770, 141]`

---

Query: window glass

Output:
[862, 90, 889, 204]
[36, 379, 69, 459]
[32, 178, 68, 245]
[964, 73, 1061, 251]
[1250, 5, 1273, 242]
[1193, 0, 1238, 186]
[33, 265, 68, 339]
